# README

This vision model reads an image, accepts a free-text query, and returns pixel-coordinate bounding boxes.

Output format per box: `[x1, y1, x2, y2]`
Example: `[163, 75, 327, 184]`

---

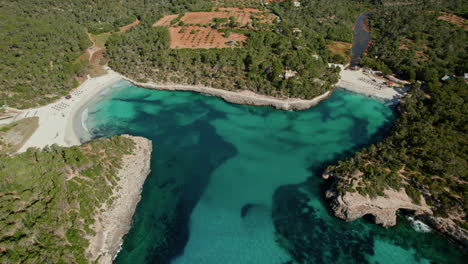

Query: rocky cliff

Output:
[325, 184, 432, 227]
[323, 169, 468, 249]
[87, 135, 152, 263]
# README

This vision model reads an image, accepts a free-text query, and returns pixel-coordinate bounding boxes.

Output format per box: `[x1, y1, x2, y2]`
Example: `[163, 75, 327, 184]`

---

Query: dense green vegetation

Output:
[0, 0, 214, 109]
[107, 26, 340, 99]
[0, 10, 90, 109]
[326, 0, 468, 231]
[106, 0, 369, 99]
[270, 0, 365, 43]
[361, 2, 468, 81]
[0, 136, 135, 263]
[379, 0, 468, 16]
[328, 79, 467, 221]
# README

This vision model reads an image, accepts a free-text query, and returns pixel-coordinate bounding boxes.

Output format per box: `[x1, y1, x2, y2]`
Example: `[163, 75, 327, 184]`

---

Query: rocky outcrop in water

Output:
[88, 135, 152, 263]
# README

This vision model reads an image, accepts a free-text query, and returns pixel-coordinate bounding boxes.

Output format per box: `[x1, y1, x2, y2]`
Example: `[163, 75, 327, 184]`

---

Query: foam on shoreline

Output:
[81, 109, 89, 133]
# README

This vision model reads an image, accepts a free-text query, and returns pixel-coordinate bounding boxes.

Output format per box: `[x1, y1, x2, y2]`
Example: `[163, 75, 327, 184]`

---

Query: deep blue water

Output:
[85, 81, 466, 263]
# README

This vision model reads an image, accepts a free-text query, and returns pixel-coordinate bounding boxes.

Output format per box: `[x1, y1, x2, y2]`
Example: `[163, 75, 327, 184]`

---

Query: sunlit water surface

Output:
[85, 81, 466, 264]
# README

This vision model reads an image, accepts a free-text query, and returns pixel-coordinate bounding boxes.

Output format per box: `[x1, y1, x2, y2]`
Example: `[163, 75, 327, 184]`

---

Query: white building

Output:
[284, 70, 298, 79]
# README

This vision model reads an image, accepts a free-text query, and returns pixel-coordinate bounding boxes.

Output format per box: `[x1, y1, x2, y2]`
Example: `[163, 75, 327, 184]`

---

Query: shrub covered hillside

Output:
[326, 78, 467, 228]
[106, 26, 341, 99]
[0, 10, 90, 109]
[106, 0, 369, 100]
[0, 136, 135, 263]
[361, 3, 468, 81]
[0, 0, 214, 109]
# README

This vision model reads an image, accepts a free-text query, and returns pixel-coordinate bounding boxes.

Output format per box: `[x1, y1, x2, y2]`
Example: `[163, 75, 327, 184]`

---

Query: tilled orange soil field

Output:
[154, 8, 275, 49]
[155, 8, 275, 27]
[169, 26, 247, 49]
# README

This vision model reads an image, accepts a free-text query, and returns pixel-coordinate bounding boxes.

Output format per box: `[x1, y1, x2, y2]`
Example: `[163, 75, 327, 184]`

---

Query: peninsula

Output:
[0, 135, 151, 263]
[0, 0, 466, 262]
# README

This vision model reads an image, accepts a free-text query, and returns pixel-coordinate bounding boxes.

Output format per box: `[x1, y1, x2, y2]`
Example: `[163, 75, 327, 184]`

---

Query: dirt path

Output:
[86, 33, 102, 61]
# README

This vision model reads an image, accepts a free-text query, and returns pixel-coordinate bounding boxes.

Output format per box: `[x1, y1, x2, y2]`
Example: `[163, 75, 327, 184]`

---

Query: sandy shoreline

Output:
[336, 66, 409, 102]
[87, 135, 152, 263]
[13, 69, 336, 153]
[5, 64, 410, 262]
[13, 64, 408, 153]
[16, 70, 122, 152]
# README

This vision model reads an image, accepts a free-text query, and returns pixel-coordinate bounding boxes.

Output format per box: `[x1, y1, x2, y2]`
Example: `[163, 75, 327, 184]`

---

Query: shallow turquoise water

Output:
[86, 81, 466, 264]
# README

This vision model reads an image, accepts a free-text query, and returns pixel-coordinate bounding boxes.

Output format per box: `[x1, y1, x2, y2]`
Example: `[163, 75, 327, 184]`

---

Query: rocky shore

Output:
[323, 170, 468, 249]
[87, 135, 152, 263]
[124, 78, 332, 111]
[421, 215, 468, 248]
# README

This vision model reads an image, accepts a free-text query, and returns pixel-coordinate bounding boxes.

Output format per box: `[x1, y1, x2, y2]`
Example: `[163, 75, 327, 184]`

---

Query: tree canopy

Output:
[0, 136, 135, 263]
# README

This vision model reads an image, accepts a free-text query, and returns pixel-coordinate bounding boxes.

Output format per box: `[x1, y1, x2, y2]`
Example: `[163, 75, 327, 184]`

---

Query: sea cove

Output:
[84, 81, 465, 263]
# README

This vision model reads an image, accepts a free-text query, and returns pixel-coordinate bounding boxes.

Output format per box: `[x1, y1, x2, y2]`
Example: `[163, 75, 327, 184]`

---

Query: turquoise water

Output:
[86, 81, 466, 264]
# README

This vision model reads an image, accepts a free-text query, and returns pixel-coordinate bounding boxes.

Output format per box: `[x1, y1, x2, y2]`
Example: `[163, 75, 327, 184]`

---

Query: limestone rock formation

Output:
[87, 135, 152, 263]
[325, 186, 432, 227]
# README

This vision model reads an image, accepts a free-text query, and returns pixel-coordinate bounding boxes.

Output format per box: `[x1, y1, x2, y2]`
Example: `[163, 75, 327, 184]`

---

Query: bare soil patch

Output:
[327, 41, 352, 58]
[0, 117, 39, 153]
[169, 26, 247, 49]
[155, 8, 274, 49]
[119, 19, 141, 33]
[154, 14, 179, 26]
[437, 12, 468, 30]
[155, 9, 275, 28]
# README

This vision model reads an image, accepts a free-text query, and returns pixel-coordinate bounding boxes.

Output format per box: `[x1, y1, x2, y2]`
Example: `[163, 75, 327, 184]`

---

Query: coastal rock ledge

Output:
[124, 77, 332, 111]
[323, 171, 468, 248]
[87, 135, 152, 263]
[322, 171, 432, 227]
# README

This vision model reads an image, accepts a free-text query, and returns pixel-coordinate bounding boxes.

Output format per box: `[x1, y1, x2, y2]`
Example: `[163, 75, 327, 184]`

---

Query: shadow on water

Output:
[90, 96, 238, 264]
[87, 84, 466, 264]
[272, 110, 466, 264]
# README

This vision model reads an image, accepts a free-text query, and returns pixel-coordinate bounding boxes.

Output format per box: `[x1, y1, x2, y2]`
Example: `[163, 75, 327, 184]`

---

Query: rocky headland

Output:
[87, 135, 152, 263]
[323, 169, 468, 249]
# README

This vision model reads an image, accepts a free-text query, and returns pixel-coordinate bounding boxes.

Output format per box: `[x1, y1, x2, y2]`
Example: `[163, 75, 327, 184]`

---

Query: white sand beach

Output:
[6, 63, 409, 154]
[1, 63, 412, 263]
[15, 70, 122, 152]
[7, 65, 409, 153]
[335, 65, 409, 101]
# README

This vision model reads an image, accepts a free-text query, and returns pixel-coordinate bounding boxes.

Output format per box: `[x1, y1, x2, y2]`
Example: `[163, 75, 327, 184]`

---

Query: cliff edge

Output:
[87, 135, 152, 263]
[323, 170, 468, 248]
